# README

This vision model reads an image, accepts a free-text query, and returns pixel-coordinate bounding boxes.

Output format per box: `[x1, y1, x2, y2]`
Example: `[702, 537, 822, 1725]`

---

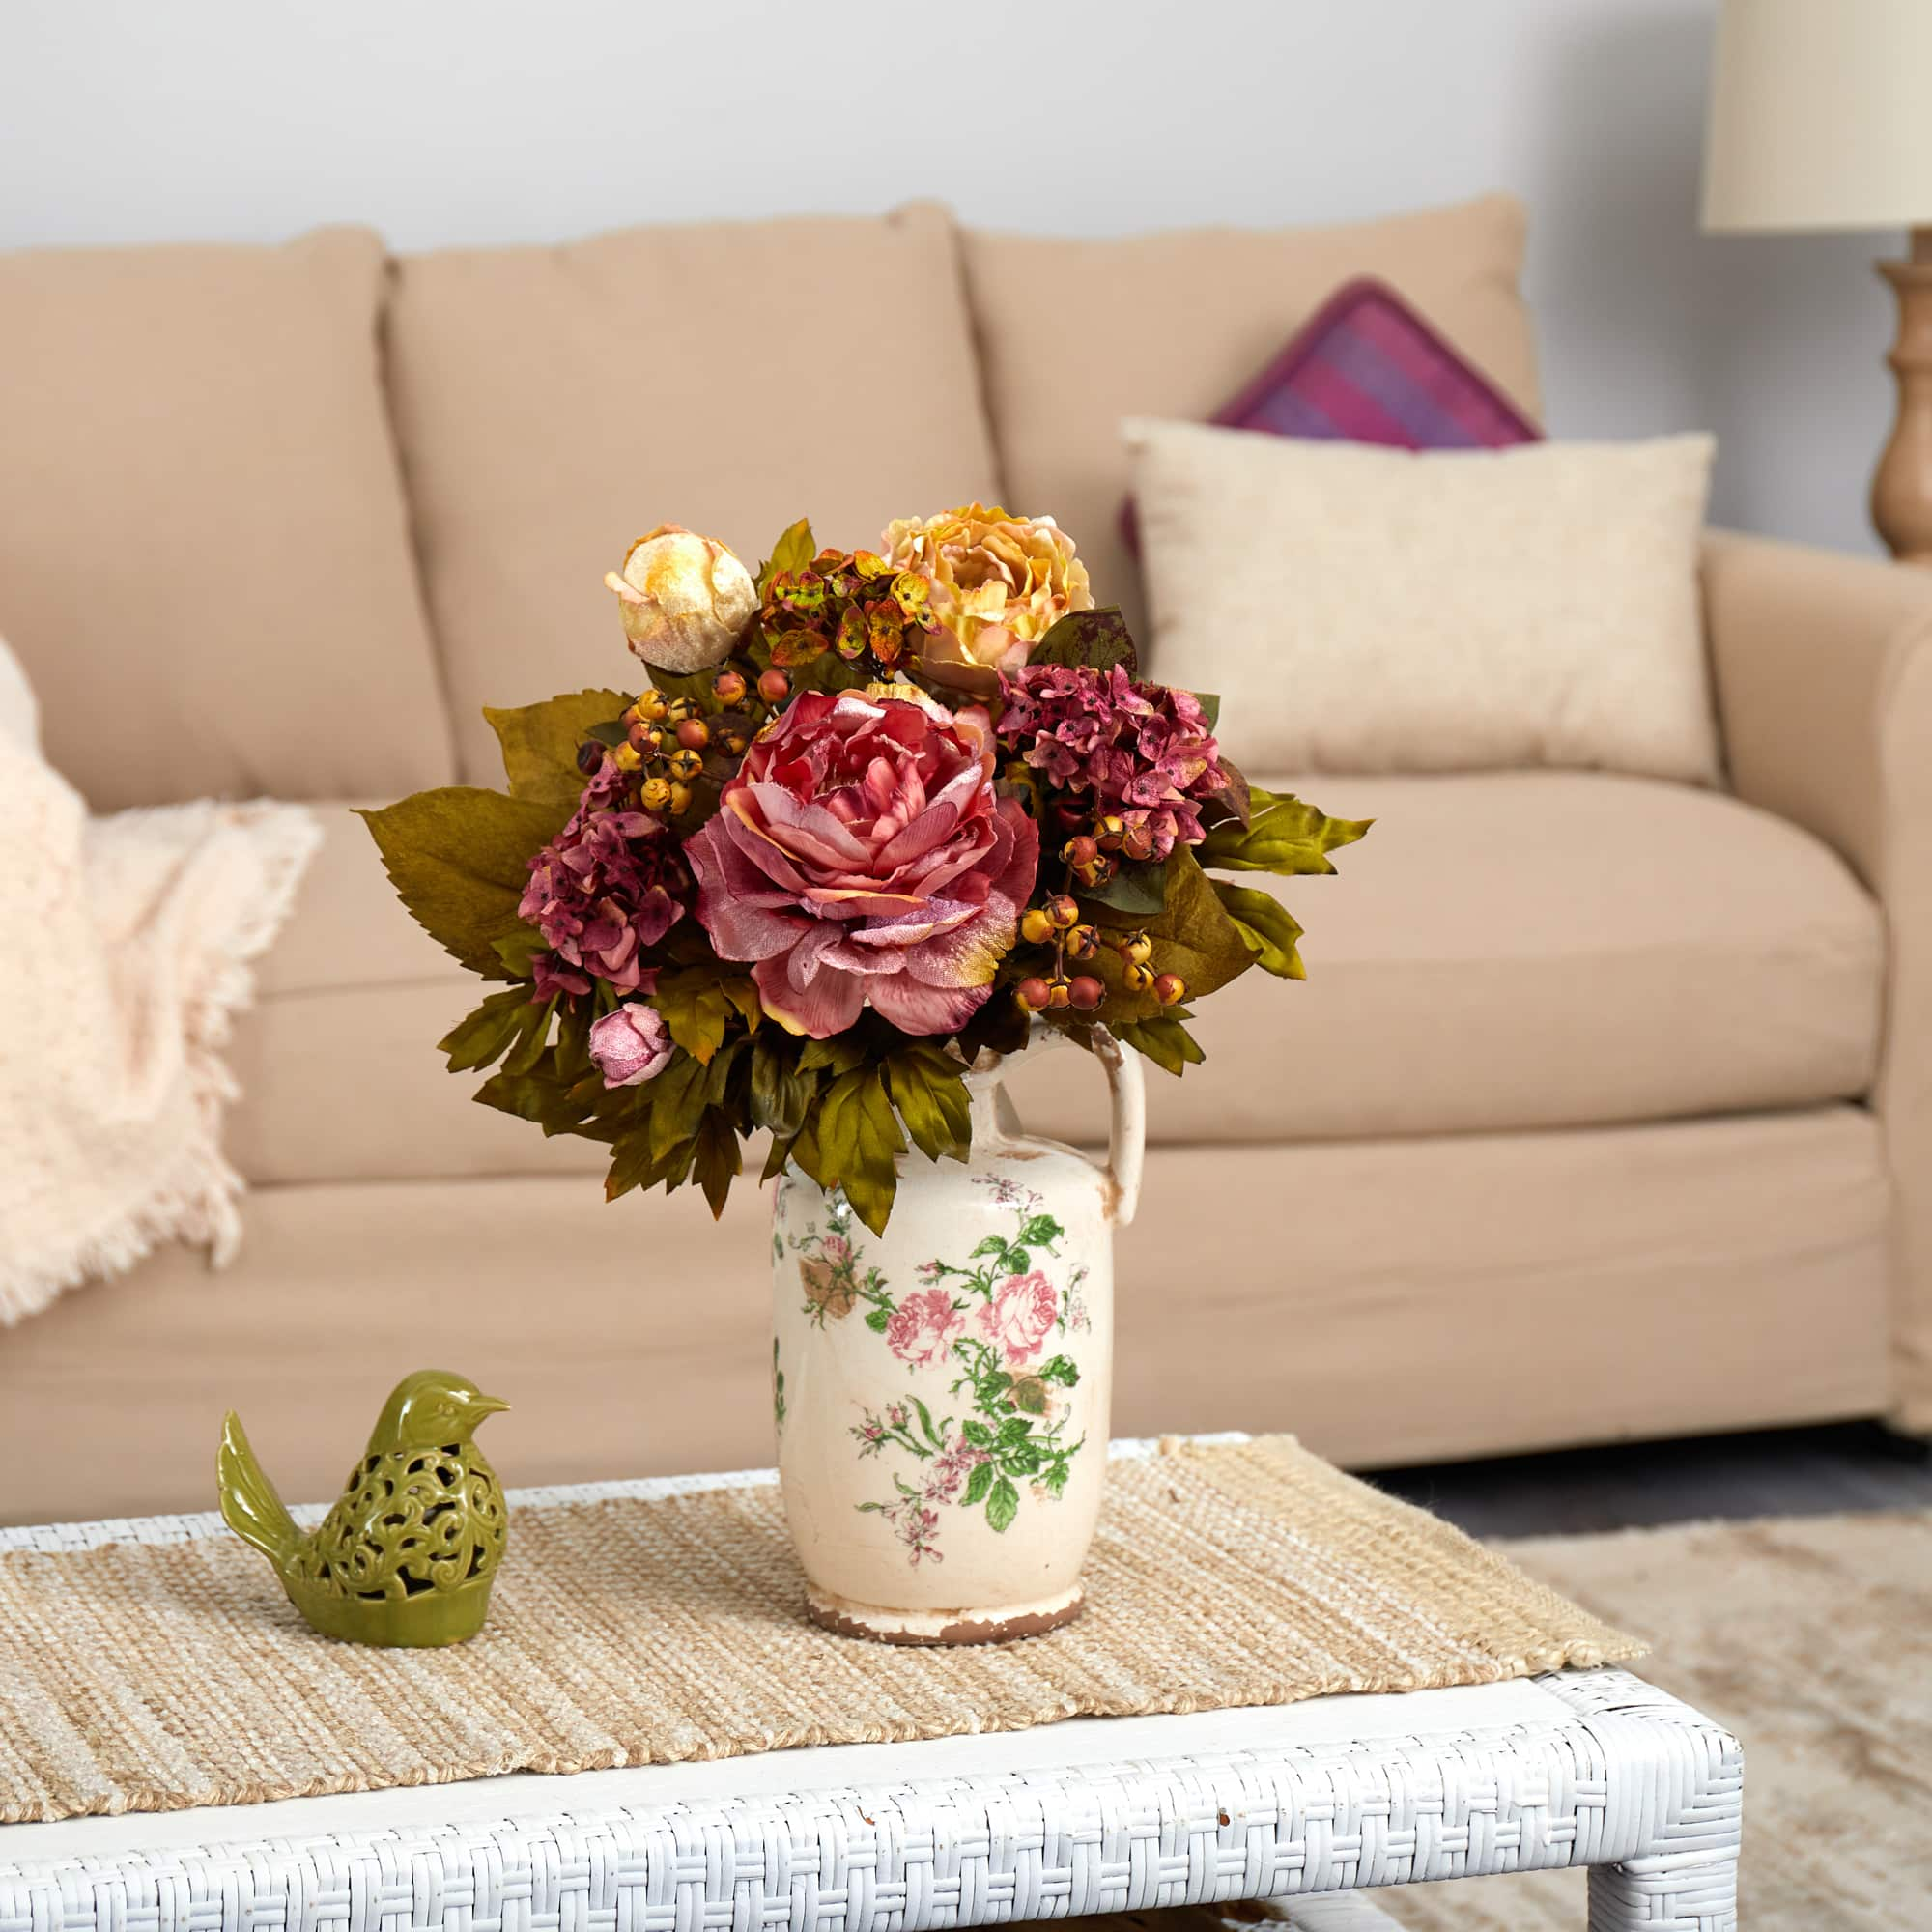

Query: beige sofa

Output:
[2, 195, 1927, 1528]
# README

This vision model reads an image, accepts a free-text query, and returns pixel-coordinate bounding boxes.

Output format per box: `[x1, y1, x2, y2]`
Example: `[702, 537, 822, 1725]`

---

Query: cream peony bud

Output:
[604, 525, 756, 674]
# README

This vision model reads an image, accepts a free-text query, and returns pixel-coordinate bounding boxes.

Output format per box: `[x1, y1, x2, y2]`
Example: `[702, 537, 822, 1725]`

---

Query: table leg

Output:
[1586, 1851, 1740, 1930]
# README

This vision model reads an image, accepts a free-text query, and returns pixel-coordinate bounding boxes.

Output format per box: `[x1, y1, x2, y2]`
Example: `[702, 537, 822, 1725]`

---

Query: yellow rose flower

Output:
[880, 504, 1093, 694]
[604, 525, 756, 674]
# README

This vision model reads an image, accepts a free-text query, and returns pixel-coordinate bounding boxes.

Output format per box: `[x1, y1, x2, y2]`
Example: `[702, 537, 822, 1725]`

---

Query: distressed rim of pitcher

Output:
[805, 1581, 1085, 1646]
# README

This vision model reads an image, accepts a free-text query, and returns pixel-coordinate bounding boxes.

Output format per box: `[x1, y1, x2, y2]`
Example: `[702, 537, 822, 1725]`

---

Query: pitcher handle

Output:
[996, 1023, 1143, 1228]
[1089, 1024, 1146, 1228]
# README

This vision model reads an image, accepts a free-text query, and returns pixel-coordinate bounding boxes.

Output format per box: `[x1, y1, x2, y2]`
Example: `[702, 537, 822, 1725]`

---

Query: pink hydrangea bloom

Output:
[885, 1287, 966, 1368]
[995, 662, 1228, 859]
[687, 688, 1038, 1037]
[520, 755, 691, 998]
[587, 1005, 673, 1087]
[977, 1269, 1059, 1365]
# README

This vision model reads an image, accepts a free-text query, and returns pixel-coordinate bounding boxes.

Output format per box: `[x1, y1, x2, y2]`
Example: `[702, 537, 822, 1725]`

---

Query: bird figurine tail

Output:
[217, 1411, 298, 1574]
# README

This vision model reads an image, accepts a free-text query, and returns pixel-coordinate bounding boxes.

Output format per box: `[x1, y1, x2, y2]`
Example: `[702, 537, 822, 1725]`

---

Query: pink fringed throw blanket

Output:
[0, 677, 317, 1322]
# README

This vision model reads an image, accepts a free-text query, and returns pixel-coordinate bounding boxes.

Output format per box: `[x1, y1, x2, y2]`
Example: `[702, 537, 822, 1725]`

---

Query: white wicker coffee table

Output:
[0, 1654, 1740, 1932]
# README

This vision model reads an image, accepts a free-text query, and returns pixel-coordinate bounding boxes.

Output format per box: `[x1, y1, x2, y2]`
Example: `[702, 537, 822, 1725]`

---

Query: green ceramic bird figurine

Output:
[218, 1369, 511, 1647]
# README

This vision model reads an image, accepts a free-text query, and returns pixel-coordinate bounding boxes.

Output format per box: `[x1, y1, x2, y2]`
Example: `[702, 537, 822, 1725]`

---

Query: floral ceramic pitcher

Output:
[771, 1027, 1144, 1643]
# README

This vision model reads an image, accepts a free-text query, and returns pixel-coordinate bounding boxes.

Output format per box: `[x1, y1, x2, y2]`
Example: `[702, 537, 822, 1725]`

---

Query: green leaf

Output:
[491, 925, 548, 979]
[1192, 690, 1221, 732]
[814, 1066, 906, 1235]
[440, 986, 537, 1073]
[1029, 606, 1139, 675]
[1214, 881, 1309, 980]
[357, 790, 568, 980]
[963, 1460, 997, 1506]
[985, 1476, 1019, 1534]
[800, 1036, 867, 1076]
[971, 1236, 1008, 1260]
[961, 1419, 996, 1449]
[911, 1396, 942, 1448]
[482, 689, 633, 806]
[750, 1036, 818, 1136]
[502, 995, 557, 1076]
[1196, 787, 1371, 878]
[864, 1306, 892, 1334]
[1077, 857, 1168, 917]
[1114, 1011, 1208, 1076]
[887, 1044, 972, 1164]
[650, 969, 736, 1065]
[647, 1051, 711, 1162]
[998, 1414, 1033, 1444]
[756, 518, 816, 595]
[1038, 1353, 1080, 1386]
[1005, 1249, 1030, 1273]
[692, 1108, 742, 1219]
[1019, 1214, 1063, 1247]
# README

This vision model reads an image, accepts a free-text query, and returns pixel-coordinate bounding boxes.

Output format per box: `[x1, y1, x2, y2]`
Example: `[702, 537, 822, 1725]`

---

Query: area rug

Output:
[1376, 1508, 1932, 1932]
[0, 1434, 1636, 1824]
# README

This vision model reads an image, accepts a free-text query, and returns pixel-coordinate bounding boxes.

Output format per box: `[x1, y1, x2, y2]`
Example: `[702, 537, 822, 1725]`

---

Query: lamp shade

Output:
[1703, 0, 1932, 232]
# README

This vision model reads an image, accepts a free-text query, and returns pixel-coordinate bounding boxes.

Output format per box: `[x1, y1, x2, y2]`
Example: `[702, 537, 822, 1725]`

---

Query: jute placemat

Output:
[0, 1435, 1640, 1824]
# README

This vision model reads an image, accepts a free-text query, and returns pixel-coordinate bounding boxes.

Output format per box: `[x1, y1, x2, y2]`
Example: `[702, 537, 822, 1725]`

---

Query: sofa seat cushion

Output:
[230, 773, 1883, 1183]
[1005, 771, 1885, 1147]
[0, 229, 454, 810]
[963, 194, 1539, 642]
[387, 203, 1005, 784]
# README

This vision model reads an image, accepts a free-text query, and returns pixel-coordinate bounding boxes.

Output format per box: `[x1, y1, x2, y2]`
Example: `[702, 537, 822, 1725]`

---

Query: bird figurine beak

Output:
[467, 1394, 511, 1421]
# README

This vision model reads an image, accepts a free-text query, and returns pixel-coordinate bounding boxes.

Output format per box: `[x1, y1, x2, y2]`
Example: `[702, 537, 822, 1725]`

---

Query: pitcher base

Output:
[805, 1581, 1085, 1645]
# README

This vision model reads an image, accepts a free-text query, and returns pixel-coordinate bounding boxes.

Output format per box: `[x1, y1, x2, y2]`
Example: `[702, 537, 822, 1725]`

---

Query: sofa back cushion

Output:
[0, 228, 453, 810]
[387, 203, 1004, 782]
[962, 194, 1541, 641]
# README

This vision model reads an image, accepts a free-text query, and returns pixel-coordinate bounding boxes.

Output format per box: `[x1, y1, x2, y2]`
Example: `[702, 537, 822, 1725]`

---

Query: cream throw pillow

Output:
[1122, 419, 1719, 782]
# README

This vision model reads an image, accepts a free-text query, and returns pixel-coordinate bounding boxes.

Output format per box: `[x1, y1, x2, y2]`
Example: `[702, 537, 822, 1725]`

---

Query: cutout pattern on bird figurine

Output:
[218, 1369, 510, 1646]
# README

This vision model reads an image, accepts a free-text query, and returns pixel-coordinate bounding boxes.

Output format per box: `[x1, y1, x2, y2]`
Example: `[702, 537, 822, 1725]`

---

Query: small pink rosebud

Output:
[588, 1004, 673, 1088]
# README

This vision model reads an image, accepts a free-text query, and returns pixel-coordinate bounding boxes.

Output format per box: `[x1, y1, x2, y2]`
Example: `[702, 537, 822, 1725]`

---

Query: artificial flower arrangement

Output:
[362, 507, 1368, 1235]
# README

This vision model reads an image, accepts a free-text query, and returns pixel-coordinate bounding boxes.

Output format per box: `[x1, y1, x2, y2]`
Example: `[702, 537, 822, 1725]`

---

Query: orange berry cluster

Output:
[583, 668, 776, 819]
[1013, 830, 1188, 1016]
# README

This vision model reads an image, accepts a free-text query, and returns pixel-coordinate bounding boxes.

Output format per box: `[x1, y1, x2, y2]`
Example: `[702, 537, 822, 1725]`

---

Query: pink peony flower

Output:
[885, 1287, 966, 1368]
[995, 662, 1228, 860]
[977, 1270, 1059, 1365]
[687, 687, 1038, 1037]
[520, 754, 691, 998]
[587, 1005, 673, 1087]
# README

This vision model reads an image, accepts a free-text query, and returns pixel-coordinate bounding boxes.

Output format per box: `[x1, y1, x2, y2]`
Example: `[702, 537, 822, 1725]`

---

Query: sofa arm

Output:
[1702, 528, 1932, 1431]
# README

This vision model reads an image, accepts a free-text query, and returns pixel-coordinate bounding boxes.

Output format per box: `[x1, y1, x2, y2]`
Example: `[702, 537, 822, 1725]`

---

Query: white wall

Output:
[0, 0, 1897, 556]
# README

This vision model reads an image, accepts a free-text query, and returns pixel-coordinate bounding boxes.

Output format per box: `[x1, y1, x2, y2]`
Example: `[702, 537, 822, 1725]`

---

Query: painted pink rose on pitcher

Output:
[686, 687, 1038, 1037]
[977, 1270, 1059, 1366]
[886, 1287, 966, 1368]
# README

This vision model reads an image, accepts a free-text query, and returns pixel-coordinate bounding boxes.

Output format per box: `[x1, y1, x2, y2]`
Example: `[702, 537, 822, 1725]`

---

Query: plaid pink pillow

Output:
[1121, 277, 1540, 554]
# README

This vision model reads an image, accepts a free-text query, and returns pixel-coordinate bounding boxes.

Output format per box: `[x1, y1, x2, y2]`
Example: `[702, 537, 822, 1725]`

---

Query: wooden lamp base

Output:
[1873, 226, 1932, 563]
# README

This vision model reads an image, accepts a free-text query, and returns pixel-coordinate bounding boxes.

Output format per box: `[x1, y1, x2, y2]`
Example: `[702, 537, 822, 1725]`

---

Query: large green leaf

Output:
[482, 689, 632, 806]
[356, 789, 568, 979]
[1196, 787, 1371, 877]
[1213, 881, 1309, 980]
[1087, 846, 1257, 1018]
[814, 1065, 906, 1235]
[886, 1044, 972, 1164]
